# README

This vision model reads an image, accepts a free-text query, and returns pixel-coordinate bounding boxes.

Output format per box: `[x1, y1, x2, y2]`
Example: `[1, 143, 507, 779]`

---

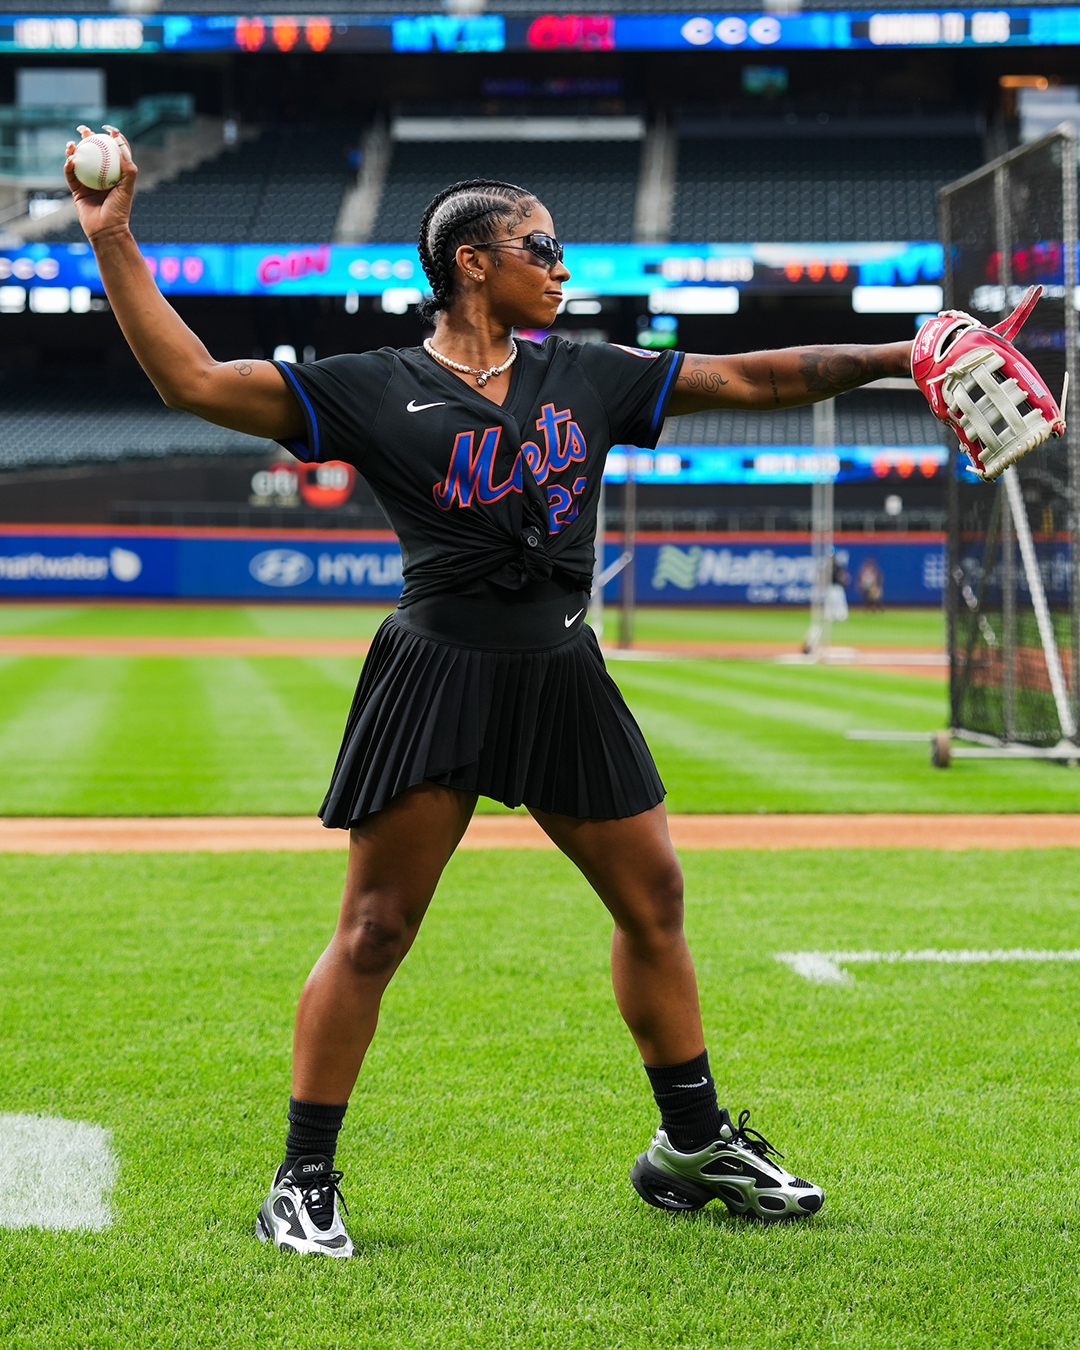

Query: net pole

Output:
[940, 181, 960, 731]
[823, 429, 835, 656]
[1004, 467, 1078, 739]
[591, 476, 606, 642]
[946, 440, 960, 730]
[995, 161, 1017, 742]
[1001, 479, 1016, 741]
[806, 479, 822, 659]
[807, 399, 836, 660]
[1062, 125, 1080, 729]
[619, 452, 636, 649]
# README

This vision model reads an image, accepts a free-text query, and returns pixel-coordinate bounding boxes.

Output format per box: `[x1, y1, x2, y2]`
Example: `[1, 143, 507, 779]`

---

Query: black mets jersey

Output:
[273, 337, 684, 605]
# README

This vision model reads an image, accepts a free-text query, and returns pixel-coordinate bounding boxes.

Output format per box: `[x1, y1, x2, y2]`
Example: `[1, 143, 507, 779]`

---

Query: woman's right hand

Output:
[60, 124, 303, 441]
[64, 125, 137, 243]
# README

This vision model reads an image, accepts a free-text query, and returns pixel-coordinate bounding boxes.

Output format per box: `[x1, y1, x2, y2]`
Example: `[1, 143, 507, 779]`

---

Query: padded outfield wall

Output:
[0, 526, 947, 606]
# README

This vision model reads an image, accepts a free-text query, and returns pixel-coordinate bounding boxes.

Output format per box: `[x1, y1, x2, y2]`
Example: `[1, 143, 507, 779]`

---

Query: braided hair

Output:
[416, 178, 536, 324]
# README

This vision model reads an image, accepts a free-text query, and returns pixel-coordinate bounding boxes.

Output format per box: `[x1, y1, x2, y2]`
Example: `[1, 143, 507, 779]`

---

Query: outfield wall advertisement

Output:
[0, 527, 949, 606]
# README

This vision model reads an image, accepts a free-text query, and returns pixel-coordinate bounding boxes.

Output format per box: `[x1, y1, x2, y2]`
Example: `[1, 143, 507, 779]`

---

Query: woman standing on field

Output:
[67, 126, 913, 1256]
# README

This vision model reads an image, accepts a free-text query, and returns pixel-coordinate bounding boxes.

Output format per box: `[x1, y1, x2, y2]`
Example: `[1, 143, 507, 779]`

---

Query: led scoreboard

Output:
[2, 7, 1080, 54]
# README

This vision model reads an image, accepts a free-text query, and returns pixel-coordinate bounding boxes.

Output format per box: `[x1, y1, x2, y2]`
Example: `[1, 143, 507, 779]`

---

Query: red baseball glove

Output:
[911, 285, 1067, 482]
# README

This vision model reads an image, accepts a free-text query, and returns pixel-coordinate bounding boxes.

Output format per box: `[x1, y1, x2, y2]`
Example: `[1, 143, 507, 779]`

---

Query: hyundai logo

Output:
[249, 548, 314, 587]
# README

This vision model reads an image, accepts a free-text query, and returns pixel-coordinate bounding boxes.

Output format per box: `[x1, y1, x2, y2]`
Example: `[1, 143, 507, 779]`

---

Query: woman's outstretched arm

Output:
[667, 341, 913, 416]
[64, 127, 302, 440]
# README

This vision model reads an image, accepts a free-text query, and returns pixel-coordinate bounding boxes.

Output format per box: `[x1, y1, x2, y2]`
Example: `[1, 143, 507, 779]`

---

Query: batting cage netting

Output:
[940, 125, 1080, 748]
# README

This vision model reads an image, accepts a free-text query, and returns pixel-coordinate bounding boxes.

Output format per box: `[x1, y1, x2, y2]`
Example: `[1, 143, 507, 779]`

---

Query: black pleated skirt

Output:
[320, 607, 665, 828]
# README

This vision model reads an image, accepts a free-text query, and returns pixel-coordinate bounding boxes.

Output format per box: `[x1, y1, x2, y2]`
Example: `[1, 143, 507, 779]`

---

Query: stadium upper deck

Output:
[0, 0, 1066, 509]
[30, 96, 984, 247]
[41, 121, 356, 244]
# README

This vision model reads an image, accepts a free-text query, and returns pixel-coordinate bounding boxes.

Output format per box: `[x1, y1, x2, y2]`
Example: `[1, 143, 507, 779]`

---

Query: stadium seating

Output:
[44, 124, 354, 245]
[371, 138, 640, 243]
[0, 371, 269, 471]
[660, 392, 942, 448]
[0, 367, 939, 475]
[673, 134, 984, 242]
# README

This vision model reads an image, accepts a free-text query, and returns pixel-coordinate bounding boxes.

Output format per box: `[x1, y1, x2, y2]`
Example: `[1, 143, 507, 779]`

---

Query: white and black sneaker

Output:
[256, 1154, 354, 1257]
[631, 1108, 824, 1221]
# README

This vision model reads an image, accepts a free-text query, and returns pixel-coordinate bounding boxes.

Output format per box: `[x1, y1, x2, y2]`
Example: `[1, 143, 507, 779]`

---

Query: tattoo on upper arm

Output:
[768, 367, 780, 406]
[233, 361, 253, 377]
[681, 369, 730, 396]
[679, 355, 729, 397]
[799, 348, 887, 394]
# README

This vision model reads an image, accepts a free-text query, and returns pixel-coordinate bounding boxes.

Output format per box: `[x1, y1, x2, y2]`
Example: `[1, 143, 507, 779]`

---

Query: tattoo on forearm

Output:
[768, 367, 780, 406]
[798, 348, 887, 394]
[233, 361, 253, 376]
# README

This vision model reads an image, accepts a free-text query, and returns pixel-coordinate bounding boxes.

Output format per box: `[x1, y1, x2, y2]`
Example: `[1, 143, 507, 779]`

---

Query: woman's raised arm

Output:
[64, 127, 303, 441]
[667, 341, 914, 416]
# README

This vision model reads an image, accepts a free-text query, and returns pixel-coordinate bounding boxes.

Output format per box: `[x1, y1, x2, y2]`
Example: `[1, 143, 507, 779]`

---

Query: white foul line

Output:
[776, 948, 1080, 986]
[0, 1113, 117, 1231]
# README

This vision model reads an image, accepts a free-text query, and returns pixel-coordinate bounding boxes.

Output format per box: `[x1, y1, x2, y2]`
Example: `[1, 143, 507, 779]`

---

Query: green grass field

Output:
[3, 603, 1079, 1346]
[3, 847, 1080, 1349]
[0, 600, 944, 646]
[1, 603, 1077, 814]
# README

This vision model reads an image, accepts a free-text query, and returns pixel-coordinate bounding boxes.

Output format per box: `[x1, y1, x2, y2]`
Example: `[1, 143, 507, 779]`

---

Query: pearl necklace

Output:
[423, 337, 518, 388]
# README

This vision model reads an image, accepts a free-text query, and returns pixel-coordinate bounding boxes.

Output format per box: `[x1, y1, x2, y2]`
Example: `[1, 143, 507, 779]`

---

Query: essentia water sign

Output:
[0, 527, 405, 600]
[0, 534, 166, 595]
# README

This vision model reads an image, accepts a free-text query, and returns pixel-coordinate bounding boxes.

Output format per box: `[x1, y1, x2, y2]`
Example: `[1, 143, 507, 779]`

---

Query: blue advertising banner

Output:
[0, 528, 405, 600]
[178, 536, 405, 599]
[0, 527, 949, 606]
[955, 534, 1072, 605]
[0, 241, 944, 299]
[628, 535, 947, 606]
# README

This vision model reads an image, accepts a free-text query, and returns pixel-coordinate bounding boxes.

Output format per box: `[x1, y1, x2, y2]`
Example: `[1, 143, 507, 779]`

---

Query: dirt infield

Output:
[1, 814, 1076, 853]
[0, 637, 375, 658]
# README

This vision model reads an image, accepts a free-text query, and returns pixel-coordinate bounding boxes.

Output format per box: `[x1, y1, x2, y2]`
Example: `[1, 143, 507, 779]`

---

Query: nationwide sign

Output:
[2, 8, 1080, 54]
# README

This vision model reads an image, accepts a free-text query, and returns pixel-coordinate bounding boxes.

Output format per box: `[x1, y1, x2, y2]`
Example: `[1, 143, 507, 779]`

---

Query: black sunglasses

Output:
[471, 232, 564, 267]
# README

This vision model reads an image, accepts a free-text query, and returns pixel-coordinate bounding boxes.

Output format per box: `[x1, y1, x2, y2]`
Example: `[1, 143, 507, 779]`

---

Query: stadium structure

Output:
[0, 0, 1077, 610]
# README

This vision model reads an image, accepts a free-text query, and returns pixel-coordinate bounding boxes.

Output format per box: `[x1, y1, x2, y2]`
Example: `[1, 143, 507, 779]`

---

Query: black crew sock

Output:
[644, 1051, 724, 1152]
[282, 1097, 348, 1174]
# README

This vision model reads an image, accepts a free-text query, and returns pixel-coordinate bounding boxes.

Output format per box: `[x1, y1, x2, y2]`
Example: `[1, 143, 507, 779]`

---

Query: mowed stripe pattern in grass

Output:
[0, 656, 345, 816]
[612, 658, 1055, 813]
[1, 649, 1078, 814]
[0, 602, 943, 647]
[1, 848, 1079, 1348]
[0, 602, 1076, 814]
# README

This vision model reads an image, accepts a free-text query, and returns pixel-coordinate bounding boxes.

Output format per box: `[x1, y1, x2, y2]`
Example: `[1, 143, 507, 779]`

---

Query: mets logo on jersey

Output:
[432, 403, 589, 533]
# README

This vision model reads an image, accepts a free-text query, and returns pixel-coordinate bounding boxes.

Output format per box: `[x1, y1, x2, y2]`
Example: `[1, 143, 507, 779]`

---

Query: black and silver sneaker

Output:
[256, 1153, 354, 1257]
[631, 1108, 824, 1221]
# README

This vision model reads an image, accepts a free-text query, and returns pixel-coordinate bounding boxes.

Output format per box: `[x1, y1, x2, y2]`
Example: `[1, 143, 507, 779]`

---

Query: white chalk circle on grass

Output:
[0, 1113, 117, 1231]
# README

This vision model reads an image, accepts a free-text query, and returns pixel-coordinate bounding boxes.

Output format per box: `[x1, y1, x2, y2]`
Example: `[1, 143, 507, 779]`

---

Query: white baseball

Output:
[72, 134, 123, 192]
